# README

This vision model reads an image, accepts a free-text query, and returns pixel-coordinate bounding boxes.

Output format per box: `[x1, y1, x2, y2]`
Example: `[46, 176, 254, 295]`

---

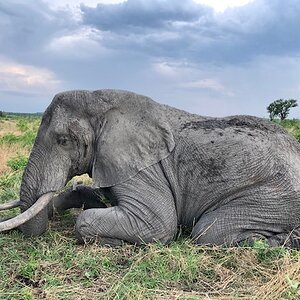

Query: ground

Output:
[0, 114, 300, 300]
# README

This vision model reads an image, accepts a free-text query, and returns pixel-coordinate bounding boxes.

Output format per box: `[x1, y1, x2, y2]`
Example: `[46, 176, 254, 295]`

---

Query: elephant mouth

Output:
[0, 192, 54, 232]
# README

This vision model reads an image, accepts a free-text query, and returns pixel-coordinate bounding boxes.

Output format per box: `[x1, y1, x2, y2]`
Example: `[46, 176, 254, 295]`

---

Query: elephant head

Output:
[0, 90, 175, 236]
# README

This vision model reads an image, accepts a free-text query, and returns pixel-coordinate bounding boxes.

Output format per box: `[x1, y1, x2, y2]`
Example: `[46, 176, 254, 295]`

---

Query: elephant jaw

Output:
[0, 192, 54, 232]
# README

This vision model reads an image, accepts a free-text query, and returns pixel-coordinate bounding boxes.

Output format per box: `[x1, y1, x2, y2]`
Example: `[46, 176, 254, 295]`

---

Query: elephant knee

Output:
[75, 208, 126, 245]
[75, 209, 100, 243]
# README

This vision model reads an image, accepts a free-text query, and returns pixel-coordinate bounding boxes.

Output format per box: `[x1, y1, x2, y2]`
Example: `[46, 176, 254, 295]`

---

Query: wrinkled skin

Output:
[17, 90, 300, 247]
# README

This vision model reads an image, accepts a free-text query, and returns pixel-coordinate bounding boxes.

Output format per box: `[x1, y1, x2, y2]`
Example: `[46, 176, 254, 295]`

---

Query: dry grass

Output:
[2, 226, 299, 300]
[0, 143, 30, 173]
[0, 119, 22, 136]
[255, 256, 300, 299]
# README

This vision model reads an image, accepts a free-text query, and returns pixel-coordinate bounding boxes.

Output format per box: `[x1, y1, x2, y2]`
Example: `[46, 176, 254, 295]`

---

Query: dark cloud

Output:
[213, 0, 300, 61]
[0, 0, 300, 118]
[2, 0, 300, 67]
[80, 0, 300, 64]
[0, 0, 76, 60]
[80, 0, 212, 31]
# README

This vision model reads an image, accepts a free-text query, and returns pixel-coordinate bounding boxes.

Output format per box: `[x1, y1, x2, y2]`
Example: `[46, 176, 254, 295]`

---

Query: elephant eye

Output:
[57, 135, 70, 147]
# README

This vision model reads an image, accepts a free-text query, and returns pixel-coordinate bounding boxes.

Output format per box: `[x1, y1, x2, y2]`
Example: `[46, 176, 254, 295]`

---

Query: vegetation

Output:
[267, 99, 298, 121]
[274, 119, 300, 143]
[1, 116, 300, 299]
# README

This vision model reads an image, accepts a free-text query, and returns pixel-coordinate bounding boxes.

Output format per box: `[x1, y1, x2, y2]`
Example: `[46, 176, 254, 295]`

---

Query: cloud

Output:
[0, 0, 76, 60]
[79, 0, 300, 64]
[0, 0, 300, 118]
[152, 61, 180, 78]
[44, 0, 126, 10]
[180, 78, 231, 94]
[80, 0, 211, 31]
[213, 0, 300, 60]
[194, 0, 255, 12]
[152, 61, 233, 95]
[0, 57, 61, 94]
[47, 27, 109, 59]
[3, 0, 300, 68]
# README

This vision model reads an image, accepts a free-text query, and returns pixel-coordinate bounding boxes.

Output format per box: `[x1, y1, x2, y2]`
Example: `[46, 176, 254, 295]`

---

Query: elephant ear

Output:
[92, 93, 175, 187]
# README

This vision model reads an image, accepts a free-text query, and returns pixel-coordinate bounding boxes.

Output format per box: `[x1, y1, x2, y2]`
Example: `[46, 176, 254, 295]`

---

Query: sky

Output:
[0, 0, 300, 118]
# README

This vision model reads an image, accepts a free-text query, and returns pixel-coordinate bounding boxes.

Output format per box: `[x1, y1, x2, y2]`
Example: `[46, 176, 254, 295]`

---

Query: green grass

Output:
[7, 154, 28, 171]
[0, 116, 40, 147]
[0, 116, 300, 299]
[0, 230, 299, 299]
[273, 119, 300, 142]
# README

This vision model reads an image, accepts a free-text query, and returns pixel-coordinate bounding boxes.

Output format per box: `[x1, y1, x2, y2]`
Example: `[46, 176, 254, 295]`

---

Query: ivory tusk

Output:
[0, 216, 14, 222]
[0, 200, 21, 211]
[0, 192, 54, 232]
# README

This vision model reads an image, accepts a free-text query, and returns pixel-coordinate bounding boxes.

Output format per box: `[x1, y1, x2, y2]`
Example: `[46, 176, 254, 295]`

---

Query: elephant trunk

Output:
[18, 142, 68, 236]
[0, 142, 59, 234]
[0, 148, 67, 235]
[18, 151, 51, 236]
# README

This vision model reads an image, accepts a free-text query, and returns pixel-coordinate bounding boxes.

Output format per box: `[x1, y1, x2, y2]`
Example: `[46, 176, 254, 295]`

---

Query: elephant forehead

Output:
[49, 114, 91, 136]
[48, 91, 90, 115]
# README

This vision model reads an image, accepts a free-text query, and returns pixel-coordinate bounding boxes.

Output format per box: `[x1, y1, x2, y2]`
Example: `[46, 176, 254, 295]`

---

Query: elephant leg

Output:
[74, 164, 178, 246]
[75, 205, 177, 246]
[73, 161, 179, 246]
[48, 185, 107, 218]
[191, 206, 300, 249]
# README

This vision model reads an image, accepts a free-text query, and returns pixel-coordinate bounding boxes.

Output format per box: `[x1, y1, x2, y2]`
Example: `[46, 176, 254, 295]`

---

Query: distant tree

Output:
[0, 111, 5, 118]
[267, 99, 298, 121]
[267, 102, 279, 121]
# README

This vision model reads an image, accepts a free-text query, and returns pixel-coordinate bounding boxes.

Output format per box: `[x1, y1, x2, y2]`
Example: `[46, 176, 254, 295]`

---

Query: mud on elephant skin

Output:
[1, 89, 300, 248]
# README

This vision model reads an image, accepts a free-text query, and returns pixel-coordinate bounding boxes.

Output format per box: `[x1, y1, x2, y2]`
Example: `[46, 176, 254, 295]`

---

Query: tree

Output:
[267, 99, 298, 121]
[267, 101, 279, 121]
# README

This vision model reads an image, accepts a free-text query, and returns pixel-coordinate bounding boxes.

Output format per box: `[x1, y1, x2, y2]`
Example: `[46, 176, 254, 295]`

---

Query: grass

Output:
[0, 115, 300, 299]
[273, 119, 300, 142]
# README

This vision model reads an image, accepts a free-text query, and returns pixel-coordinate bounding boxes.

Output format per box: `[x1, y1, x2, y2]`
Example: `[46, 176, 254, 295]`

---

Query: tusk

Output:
[0, 216, 14, 222]
[0, 200, 21, 211]
[0, 192, 54, 232]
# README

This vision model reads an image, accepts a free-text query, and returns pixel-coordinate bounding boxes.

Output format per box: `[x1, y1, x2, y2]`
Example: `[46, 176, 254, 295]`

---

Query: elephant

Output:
[1, 89, 300, 248]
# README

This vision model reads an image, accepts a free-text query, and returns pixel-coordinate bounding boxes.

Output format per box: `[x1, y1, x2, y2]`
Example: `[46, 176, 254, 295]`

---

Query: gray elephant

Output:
[1, 90, 300, 248]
